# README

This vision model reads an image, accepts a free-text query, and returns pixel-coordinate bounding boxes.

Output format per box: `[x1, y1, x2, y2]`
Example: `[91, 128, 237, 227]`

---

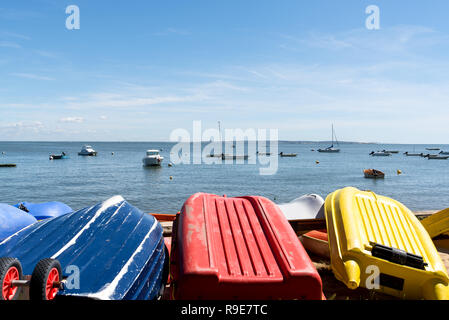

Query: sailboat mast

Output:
[331, 124, 334, 147]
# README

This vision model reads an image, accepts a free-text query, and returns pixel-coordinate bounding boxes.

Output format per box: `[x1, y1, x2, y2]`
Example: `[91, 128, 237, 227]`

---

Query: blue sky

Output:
[1, 0, 449, 142]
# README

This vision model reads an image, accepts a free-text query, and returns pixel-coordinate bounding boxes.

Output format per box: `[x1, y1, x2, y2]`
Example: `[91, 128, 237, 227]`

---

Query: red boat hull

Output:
[169, 193, 323, 300]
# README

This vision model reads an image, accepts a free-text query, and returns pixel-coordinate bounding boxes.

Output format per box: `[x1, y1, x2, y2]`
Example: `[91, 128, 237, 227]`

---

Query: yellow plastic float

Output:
[324, 187, 449, 300]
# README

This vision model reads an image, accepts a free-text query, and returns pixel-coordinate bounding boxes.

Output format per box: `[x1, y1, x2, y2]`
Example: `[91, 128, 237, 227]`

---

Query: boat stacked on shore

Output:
[1, 186, 449, 300]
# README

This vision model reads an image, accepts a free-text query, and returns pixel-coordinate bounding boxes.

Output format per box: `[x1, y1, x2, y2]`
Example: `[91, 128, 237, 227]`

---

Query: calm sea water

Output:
[0, 141, 448, 213]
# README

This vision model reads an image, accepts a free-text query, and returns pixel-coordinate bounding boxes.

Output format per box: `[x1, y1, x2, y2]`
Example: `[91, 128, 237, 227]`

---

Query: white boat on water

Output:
[370, 151, 391, 157]
[142, 150, 163, 166]
[318, 124, 340, 153]
[78, 145, 97, 156]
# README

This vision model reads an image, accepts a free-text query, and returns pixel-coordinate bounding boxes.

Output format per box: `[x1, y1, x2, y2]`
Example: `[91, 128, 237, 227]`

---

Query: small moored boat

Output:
[318, 124, 340, 153]
[279, 152, 297, 157]
[425, 154, 449, 160]
[221, 154, 249, 160]
[404, 152, 421, 156]
[369, 151, 391, 157]
[142, 150, 163, 166]
[49, 152, 67, 160]
[78, 145, 97, 156]
[364, 169, 385, 179]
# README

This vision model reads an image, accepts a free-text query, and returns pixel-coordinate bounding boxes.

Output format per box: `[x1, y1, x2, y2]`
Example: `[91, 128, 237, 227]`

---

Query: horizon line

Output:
[0, 140, 447, 145]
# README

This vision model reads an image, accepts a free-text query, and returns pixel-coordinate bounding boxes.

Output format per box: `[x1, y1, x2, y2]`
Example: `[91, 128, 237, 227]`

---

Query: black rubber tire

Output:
[0, 257, 23, 301]
[30, 258, 62, 300]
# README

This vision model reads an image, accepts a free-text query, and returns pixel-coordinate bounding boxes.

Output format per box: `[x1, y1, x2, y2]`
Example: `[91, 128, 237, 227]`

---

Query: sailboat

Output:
[207, 121, 224, 158]
[318, 124, 340, 153]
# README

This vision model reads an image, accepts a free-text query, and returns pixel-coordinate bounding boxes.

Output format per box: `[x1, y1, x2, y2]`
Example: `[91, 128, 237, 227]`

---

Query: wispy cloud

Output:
[0, 31, 31, 40]
[59, 117, 84, 123]
[0, 41, 21, 48]
[0, 121, 44, 131]
[10, 73, 55, 81]
[279, 25, 445, 54]
[34, 50, 58, 58]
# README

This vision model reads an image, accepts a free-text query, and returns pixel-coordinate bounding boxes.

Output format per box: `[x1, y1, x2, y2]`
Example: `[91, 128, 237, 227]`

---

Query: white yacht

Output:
[78, 145, 97, 156]
[142, 150, 163, 166]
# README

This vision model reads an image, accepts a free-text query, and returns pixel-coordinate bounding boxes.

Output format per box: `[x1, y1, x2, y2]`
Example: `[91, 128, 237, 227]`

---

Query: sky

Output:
[1, 0, 449, 143]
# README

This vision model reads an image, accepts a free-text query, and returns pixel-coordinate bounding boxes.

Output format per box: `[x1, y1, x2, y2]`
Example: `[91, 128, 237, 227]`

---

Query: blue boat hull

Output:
[14, 201, 73, 220]
[0, 196, 166, 300]
[0, 204, 37, 241]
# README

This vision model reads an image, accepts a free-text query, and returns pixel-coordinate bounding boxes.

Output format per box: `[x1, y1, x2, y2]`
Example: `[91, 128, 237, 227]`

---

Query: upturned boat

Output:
[0, 196, 168, 300]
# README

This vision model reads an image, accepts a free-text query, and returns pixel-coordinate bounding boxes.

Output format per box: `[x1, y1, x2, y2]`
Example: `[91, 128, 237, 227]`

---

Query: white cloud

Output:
[0, 121, 44, 134]
[0, 41, 21, 48]
[10, 72, 54, 81]
[59, 117, 84, 123]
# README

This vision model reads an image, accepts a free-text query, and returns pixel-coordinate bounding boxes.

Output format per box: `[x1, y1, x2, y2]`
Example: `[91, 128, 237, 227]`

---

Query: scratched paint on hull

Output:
[0, 196, 166, 300]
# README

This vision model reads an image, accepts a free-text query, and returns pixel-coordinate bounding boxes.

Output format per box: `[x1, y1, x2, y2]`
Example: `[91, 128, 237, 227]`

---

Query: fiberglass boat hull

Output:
[0, 196, 167, 300]
[324, 187, 449, 300]
[169, 193, 323, 300]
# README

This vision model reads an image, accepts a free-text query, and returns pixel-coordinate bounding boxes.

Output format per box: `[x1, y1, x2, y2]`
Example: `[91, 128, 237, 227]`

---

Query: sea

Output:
[0, 141, 448, 213]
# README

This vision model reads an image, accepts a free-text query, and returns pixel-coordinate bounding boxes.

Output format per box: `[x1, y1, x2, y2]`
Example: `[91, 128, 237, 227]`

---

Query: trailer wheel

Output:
[30, 258, 62, 300]
[0, 257, 22, 300]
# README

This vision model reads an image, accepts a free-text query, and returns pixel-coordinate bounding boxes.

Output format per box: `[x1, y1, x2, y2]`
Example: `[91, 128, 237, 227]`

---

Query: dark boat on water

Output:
[49, 152, 67, 160]
[364, 169, 385, 179]
[221, 154, 249, 160]
[0, 196, 168, 300]
[279, 152, 297, 157]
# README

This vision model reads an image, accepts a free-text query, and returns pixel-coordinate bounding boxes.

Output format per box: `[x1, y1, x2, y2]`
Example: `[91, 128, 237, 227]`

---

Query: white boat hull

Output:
[143, 156, 163, 166]
[78, 151, 97, 156]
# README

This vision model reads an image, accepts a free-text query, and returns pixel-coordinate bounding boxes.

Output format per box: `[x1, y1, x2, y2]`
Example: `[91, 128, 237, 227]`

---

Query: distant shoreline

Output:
[0, 140, 447, 145]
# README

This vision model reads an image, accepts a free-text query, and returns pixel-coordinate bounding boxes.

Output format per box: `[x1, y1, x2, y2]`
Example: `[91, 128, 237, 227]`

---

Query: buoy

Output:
[397, 169, 402, 175]
[168, 163, 173, 167]
[169, 176, 173, 180]
[316, 160, 320, 164]
[111, 152, 114, 155]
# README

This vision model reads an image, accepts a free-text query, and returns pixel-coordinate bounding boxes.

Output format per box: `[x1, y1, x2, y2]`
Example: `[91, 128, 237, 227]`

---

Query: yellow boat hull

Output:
[421, 208, 449, 239]
[325, 187, 449, 300]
